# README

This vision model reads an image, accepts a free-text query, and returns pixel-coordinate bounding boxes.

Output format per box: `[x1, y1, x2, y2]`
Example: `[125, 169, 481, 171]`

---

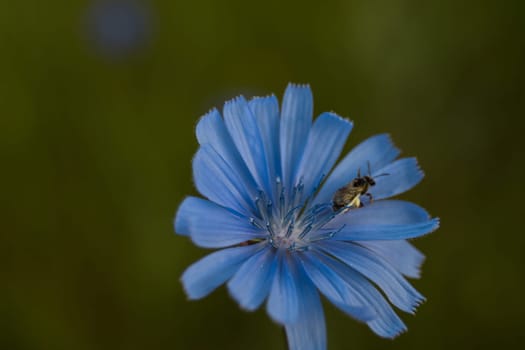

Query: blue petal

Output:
[323, 200, 439, 241]
[181, 244, 263, 299]
[359, 240, 425, 278]
[312, 134, 400, 207]
[369, 157, 424, 200]
[266, 252, 301, 324]
[330, 200, 431, 226]
[279, 84, 313, 194]
[195, 109, 258, 195]
[249, 95, 282, 200]
[318, 241, 425, 313]
[223, 96, 271, 195]
[285, 260, 326, 350]
[308, 250, 407, 338]
[294, 112, 353, 200]
[193, 144, 255, 216]
[298, 252, 376, 322]
[330, 219, 439, 241]
[227, 245, 277, 311]
[178, 197, 265, 248]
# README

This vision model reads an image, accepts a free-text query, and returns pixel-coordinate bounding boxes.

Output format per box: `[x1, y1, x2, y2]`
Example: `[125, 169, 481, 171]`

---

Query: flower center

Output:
[249, 177, 344, 251]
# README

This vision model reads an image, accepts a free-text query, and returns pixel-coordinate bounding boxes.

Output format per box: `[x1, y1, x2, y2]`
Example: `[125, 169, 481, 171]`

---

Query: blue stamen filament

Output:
[251, 177, 345, 251]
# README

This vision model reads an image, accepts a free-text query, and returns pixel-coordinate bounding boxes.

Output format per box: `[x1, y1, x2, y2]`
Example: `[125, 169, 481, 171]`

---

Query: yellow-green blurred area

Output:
[1, 0, 524, 349]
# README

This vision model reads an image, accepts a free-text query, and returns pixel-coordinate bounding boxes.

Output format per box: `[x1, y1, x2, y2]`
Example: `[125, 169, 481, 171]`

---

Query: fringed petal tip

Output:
[286, 82, 311, 89]
[250, 93, 277, 102]
[410, 217, 439, 240]
[195, 108, 221, 141]
[382, 134, 402, 167]
[410, 157, 426, 183]
[223, 95, 248, 108]
[199, 107, 220, 120]
[432, 217, 440, 228]
[369, 157, 425, 200]
[408, 295, 427, 315]
[325, 111, 354, 126]
[423, 217, 440, 235]
[382, 325, 408, 340]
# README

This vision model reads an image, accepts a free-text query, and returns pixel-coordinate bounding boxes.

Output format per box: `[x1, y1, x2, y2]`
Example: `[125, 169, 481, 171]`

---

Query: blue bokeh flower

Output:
[86, 0, 152, 58]
[175, 84, 439, 350]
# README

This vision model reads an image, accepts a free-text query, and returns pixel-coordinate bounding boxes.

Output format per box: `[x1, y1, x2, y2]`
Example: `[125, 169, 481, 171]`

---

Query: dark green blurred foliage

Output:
[1, 0, 524, 349]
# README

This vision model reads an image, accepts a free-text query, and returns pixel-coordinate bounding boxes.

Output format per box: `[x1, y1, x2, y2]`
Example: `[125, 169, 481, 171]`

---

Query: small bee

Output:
[332, 164, 388, 212]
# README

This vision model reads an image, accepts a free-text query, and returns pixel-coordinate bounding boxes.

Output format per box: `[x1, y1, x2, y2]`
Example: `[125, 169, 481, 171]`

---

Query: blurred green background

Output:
[1, 0, 524, 349]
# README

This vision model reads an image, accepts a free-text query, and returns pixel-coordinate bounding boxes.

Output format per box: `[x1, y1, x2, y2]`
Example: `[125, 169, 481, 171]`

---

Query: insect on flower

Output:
[175, 83, 439, 350]
[332, 162, 389, 212]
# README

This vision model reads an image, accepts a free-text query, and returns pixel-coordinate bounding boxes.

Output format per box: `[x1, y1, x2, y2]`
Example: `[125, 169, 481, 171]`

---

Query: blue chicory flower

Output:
[175, 83, 439, 350]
